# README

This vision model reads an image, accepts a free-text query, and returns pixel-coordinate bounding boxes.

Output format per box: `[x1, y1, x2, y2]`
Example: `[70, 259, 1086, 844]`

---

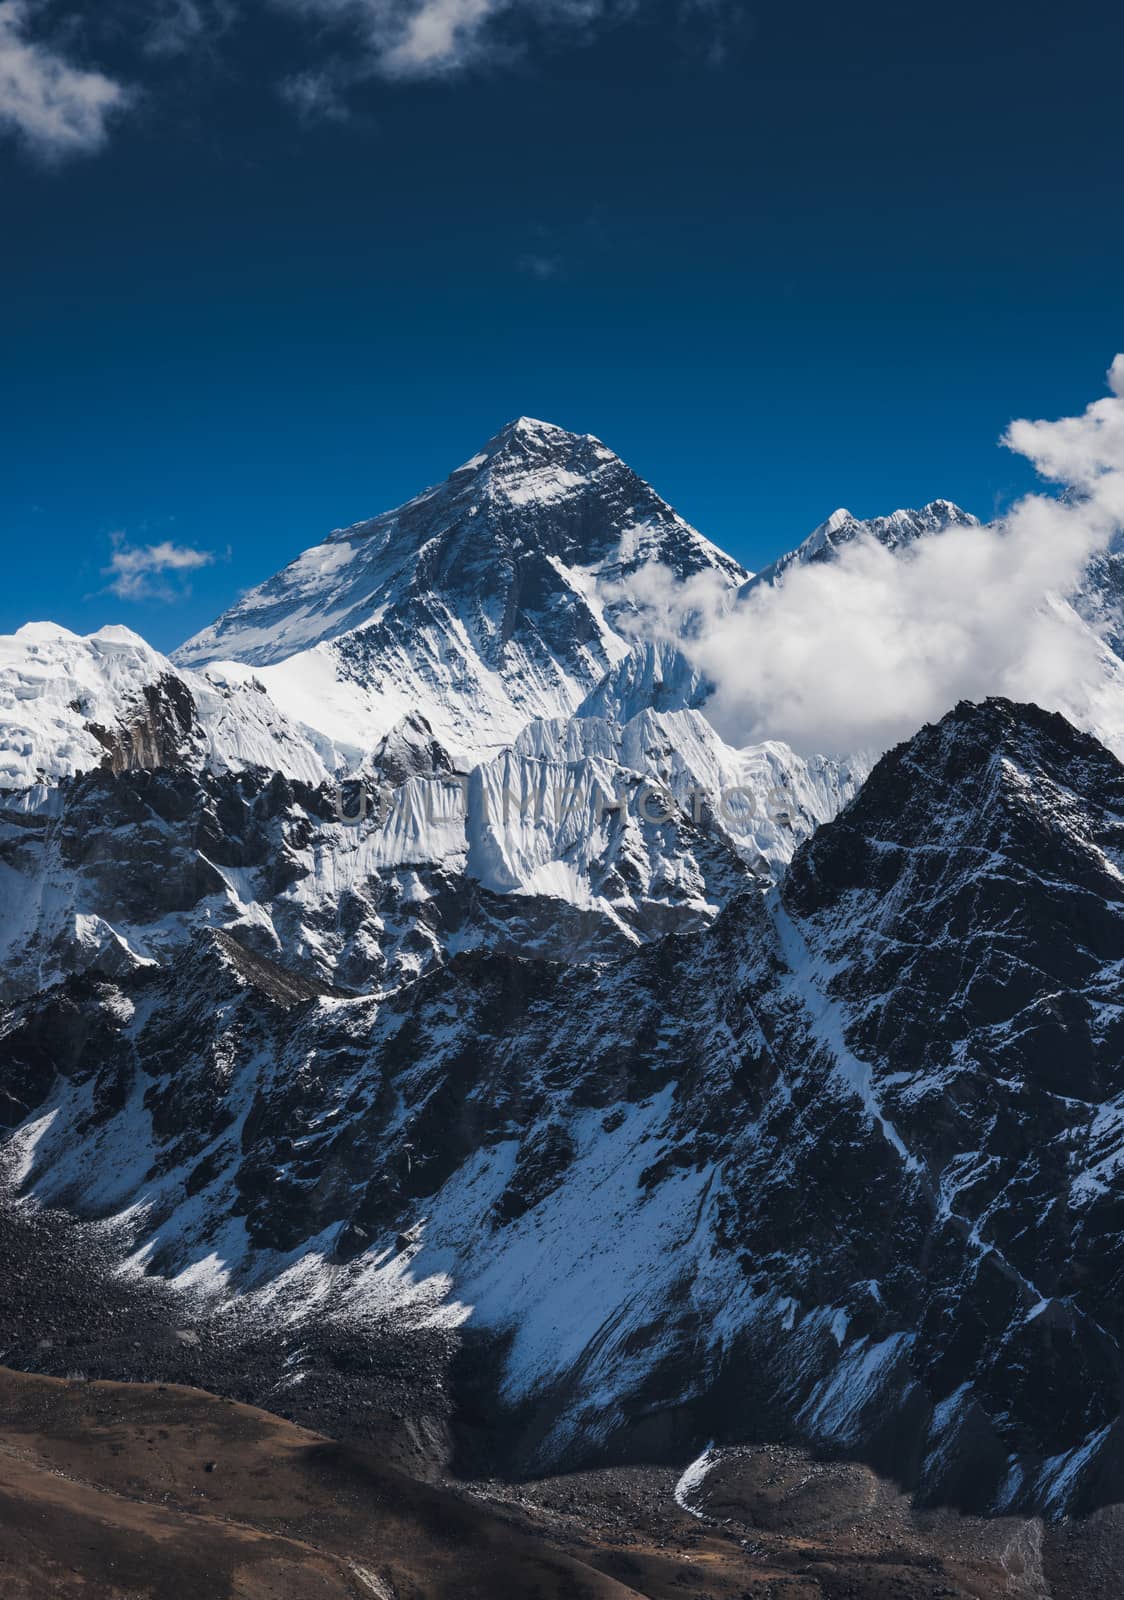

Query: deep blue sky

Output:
[2, 0, 1122, 650]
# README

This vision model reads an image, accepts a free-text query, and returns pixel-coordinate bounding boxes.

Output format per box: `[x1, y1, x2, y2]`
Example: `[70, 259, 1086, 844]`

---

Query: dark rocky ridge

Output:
[174, 417, 747, 741]
[0, 712, 753, 1013]
[3, 698, 1124, 1517]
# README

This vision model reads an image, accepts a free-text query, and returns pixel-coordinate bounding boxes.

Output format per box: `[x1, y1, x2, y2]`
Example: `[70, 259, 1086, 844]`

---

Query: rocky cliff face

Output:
[4, 696, 1124, 1514]
[4, 423, 1124, 1520]
[174, 417, 748, 766]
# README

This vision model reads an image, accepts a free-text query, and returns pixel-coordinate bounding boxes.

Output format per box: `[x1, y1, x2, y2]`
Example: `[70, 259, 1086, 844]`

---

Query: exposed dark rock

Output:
[4, 698, 1124, 1516]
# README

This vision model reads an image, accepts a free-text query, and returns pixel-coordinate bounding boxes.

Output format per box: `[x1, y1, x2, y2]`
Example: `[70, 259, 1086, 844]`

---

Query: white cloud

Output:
[616, 357, 1124, 762]
[273, 0, 633, 91]
[104, 537, 216, 602]
[0, 0, 128, 159]
[1, 0, 740, 151]
[381, 0, 503, 76]
[279, 63, 356, 121]
[144, 0, 208, 57]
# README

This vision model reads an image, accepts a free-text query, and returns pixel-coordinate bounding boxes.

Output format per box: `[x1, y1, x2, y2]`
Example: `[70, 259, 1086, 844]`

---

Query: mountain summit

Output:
[748, 498, 980, 589]
[9, 414, 1124, 1529]
[175, 420, 746, 763]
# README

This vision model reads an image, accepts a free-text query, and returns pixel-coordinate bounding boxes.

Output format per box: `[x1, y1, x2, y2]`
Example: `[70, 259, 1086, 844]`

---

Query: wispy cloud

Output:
[517, 250, 563, 280]
[279, 63, 358, 123]
[676, 0, 753, 68]
[0, 0, 743, 153]
[0, 0, 129, 159]
[274, 0, 573, 85]
[104, 536, 217, 602]
[142, 0, 238, 59]
[272, 0, 739, 112]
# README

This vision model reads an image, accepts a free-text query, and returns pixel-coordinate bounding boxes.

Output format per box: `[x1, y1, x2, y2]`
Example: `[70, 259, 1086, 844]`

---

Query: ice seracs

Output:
[9, 697, 1124, 1515]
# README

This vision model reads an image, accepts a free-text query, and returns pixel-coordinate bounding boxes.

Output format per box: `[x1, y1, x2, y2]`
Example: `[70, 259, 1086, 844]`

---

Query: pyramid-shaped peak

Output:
[509, 415, 566, 435]
[480, 415, 605, 457]
[177, 412, 747, 675]
[502, 415, 580, 439]
[777, 507, 852, 565]
[921, 498, 977, 522]
[451, 416, 606, 478]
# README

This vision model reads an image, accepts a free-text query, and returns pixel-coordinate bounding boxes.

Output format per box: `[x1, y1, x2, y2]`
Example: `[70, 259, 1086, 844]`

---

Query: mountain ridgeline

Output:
[2, 419, 1124, 1521]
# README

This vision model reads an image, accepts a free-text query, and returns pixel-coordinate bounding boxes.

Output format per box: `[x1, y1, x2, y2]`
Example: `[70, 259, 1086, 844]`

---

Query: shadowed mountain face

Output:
[5, 422, 1124, 1550]
[178, 417, 746, 672]
[174, 418, 747, 764]
[4, 698, 1124, 1518]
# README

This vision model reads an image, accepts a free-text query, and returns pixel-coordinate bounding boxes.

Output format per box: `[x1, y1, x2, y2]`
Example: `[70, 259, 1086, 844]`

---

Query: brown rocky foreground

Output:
[0, 1368, 1122, 1598]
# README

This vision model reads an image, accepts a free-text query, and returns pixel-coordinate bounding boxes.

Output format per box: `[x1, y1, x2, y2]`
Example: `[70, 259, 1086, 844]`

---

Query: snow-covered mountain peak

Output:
[476, 414, 597, 456]
[0, 622, 185, 790]
[175, 421, 747, 764]
[449, 416, 542, 473]
[178, 418, 746, 664]
[412, 415, 610, 508]
[504, 413, 564, 435]
[0, 621, 332, 795]
[12, 619, 155, 656]
[751, 497, 980, 589]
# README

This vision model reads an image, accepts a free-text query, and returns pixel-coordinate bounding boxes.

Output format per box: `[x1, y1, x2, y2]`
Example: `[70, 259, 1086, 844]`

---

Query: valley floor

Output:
[2, 1179, 1123, 1595]
[1, 1365, 1123, 1599]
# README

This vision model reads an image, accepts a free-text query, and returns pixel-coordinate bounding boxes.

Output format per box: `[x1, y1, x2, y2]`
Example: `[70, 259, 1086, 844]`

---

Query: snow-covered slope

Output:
[0, 619, 853, 1003]
[15, 422, 1124, 1520]
[7, 699, 1124, 1516]
[0, 682, 852, 1010]
[0, 622, 331, 792]
[574, 638, 712, 722]
[746, 499, 981, 591]
[175, 418, 747, 766]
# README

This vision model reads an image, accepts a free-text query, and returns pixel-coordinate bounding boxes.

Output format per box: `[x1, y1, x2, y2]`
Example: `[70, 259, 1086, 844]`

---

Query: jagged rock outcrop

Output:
[5, 698, 1124, 1515]
[7, 418, 1124, 1521]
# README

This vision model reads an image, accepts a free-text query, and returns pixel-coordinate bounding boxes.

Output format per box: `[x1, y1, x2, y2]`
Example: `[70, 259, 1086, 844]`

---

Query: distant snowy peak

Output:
[174, 419, 747, 765]
[750, 498, 980, 589]
[0, 623, 200, 792]
[1074, 531, 1124, 660]
[0, 622, 330, 794]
